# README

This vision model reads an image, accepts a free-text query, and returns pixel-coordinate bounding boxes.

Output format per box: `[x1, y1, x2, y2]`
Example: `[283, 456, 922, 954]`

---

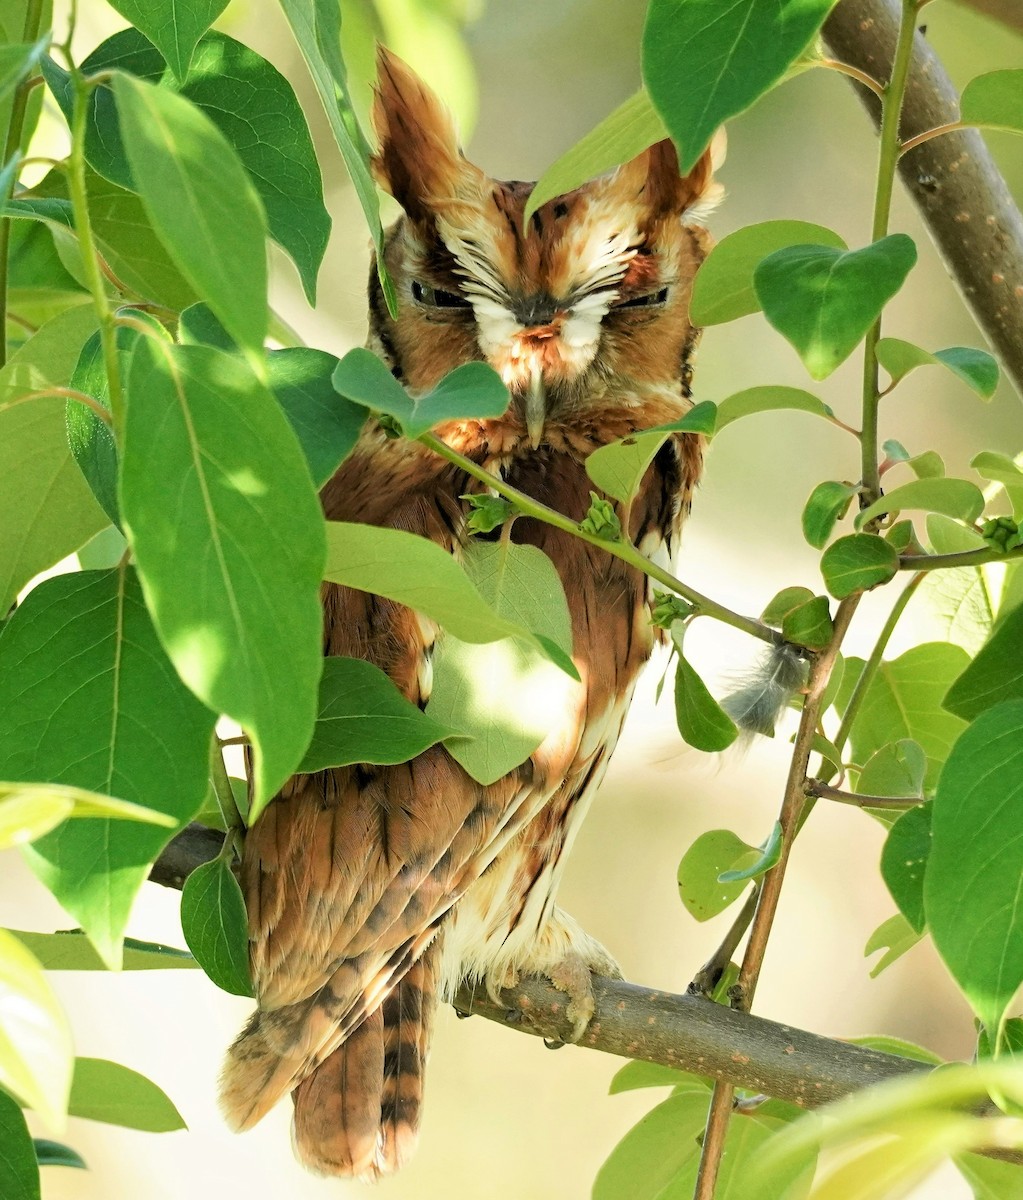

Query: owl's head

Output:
[369, 48, 720, 446]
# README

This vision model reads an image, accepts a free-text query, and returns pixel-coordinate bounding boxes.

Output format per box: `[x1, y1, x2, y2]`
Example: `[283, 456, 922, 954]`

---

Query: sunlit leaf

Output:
[0, 1085, 39, 1200]
[104, 0, 227, 80]
[960, 69, 1023, 136]
[5, 931, 196, 972]
[856, 478, 984, 529]
[121, 340, 325, 819]
[677, 829, 755, 921]
[875, 337, 999, 399]
[609, 1060, 710, 1095]
[690, 220, 846, 325]
[715, 386, 835, 430]
[0, 929, 72, 1128]
[584, 407, 716, 503]
[944, 601, 1023, 721]
[525, 89, 666, 223]
[755, 236, 917, 379]
[68, 1057, 185, 1131]
[865, 912, 923, 977]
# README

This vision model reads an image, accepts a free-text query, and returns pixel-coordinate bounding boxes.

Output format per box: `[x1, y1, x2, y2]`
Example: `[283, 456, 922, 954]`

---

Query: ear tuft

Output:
[371, 47, 477, 224]
[613, 137, 723, 223]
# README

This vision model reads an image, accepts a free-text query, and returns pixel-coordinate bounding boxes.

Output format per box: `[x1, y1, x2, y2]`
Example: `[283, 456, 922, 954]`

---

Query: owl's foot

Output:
[537, 913, 622, 1048]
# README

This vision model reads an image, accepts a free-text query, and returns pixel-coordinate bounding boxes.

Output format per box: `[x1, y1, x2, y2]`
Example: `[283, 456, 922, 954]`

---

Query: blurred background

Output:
[2, 1, 1022, 1196]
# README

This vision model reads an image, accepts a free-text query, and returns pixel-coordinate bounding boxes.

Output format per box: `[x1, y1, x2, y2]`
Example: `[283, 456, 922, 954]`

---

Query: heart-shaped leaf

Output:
[104, 0, 228, 81]
[876, 337, 999, 399]
[676, 829, 756, 921]
[754, 236, 918, 379]
[68, 1057, 185, 1131]
[584, 404, 716, 504]
[859, 739, 927, 800]
[781, 595, 833, 650]
[821, 534, 900, 598]
[691, 220, 846, 325]
[761, 586, 815, 628]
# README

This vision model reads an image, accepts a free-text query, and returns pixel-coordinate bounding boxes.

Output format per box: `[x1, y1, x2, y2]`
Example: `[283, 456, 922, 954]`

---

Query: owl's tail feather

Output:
[292, 939, 442, 1178]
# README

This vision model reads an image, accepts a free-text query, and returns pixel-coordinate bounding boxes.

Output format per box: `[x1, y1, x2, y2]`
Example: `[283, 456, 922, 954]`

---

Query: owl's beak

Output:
[525, 364, 546, 448]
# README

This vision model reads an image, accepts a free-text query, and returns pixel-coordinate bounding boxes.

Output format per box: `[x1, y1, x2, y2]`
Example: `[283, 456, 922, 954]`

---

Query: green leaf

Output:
[112, 73, 268, 361]
[674, 649, 738, 753]
[0, 568, 216, 967]
[68, 1057, 185, 1131]
[0, 1085, 39, 1200]
[718, 822, 782, 883]
[32, 1140, 85, 1170]
[836, 644, 969, 791]
[857, 478, 985, 529]
[846, 1034, 943, 1066]
[926, 700, 1023, 1033]
[0, 306, 106, 612]
[781, 595, 833, 650]
[0, 783, 174, 850]
[594, 1089, 813, 1200]
[858, 739, 927, 799]
[883, 439, 911, 463]
[944, 600, 1023, 721]
[875, 337, 999, 399]
[0, 929, 72, 1128]
[464, 494, 513, 535]
[104, 0, 227, 81]
[277, 0, 397, 312]
[715, 385, 836, 430]
[609, 1060, 710, 1095]
[956, 1152, 1023, 1200]
[180, 857, 253, 998]
[268, 348, 365, 488]
[754, 236, 918, 380]
[332, 349, 509, 439]
[5, 931, 196, 971]
[881, 802, 931, 934]
[642, 0, 835, 173]
[760, 587, 814, 628]
[323, 522, 575, 673]
[525, 89, 666, 223]
[972, 451, 1023, 520]
[906, 450, 945, 479]
[585, 408, 713, 504]
[690, 220, 846, 326]
[0, 37, 48, 106]
[865, 912, 923, 977]
[885, 519, 924, 556]
[426, 541, 576, 784]
[820, 534, 900, 598]
[802, 481, 858, 549]
[299, 657, 457, 773]
[66, 312, 170, 528]
[121, 341, 325, 819]
[960, 69, 1023, 136]
[677, 830, 755, 921]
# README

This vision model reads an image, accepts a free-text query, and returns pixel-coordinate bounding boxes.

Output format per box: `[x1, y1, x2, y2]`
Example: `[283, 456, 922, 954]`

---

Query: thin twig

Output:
[899, 545, 1023, 572]
[418, 431, 781, 646]
[806, 779, 925, 809]
[899, 121, 966, 156]
[818, 58, 885, 99]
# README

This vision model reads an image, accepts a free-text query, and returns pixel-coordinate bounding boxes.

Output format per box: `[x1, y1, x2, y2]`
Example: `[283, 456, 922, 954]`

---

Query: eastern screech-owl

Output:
[220, 48, 718, 1178]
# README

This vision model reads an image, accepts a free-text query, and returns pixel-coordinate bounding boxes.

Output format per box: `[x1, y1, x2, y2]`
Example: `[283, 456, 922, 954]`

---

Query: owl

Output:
[219, 48, 718, 1178]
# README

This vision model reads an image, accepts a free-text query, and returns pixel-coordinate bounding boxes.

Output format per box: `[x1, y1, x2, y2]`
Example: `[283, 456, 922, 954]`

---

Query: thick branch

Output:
[824, 0, 1023, 400]
[953, 0, 1023, 36]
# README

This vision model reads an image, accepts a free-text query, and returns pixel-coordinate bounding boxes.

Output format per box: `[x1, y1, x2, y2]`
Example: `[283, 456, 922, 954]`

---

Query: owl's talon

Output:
[544, 1037, 566, 1050]
[453, 1007, 473, 1020]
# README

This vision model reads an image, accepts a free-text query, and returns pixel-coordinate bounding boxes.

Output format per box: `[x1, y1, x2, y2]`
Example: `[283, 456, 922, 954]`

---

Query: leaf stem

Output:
[0, 0, 47, 368]
[209, 734, 245, 833]
[899, 545, 1023, 572]
[806, 779, 924, 809]
[818, 58, 885, 99]
[66, 73, 123, 430]
[0, 385, 112, 423]
[859, 0, 919, 506]
[899, 120, 966, 156]
[418, 432, 780, 646]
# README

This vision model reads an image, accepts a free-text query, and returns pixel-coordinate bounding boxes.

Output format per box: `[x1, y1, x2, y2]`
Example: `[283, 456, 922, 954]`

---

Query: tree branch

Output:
[952, 0, 1023, 36]
[824, 0, 1023, 400]
[148, 824, 1022, 1169]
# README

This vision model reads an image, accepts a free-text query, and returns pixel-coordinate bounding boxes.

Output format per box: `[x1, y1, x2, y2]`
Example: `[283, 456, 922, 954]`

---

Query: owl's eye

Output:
[616, 287, 670, 309]
[411, 280, 472, 309]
